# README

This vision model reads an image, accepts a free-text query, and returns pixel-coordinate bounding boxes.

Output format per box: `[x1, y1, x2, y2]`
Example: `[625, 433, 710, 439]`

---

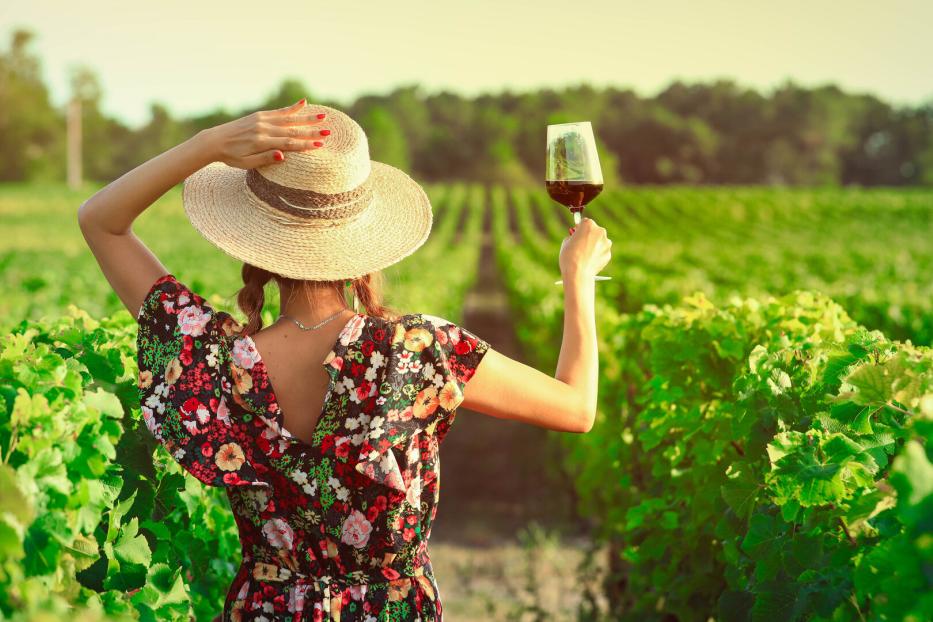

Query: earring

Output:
[346, 279, 359, 313]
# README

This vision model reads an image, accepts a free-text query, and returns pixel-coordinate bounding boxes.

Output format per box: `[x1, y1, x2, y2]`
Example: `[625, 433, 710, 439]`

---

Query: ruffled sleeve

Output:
[136, 273, 270, 488]
[353, 312, 491, 493]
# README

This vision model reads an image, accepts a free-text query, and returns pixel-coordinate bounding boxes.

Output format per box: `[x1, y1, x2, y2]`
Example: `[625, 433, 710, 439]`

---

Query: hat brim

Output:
[181, 160, 433, 281]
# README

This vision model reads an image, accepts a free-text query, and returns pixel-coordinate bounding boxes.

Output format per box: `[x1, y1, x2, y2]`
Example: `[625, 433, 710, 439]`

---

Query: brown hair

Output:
[236, 263, 399, 336]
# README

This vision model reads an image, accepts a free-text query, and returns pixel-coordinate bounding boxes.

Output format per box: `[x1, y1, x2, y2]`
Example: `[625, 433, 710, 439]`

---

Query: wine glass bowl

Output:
[546, 121, 611, 284]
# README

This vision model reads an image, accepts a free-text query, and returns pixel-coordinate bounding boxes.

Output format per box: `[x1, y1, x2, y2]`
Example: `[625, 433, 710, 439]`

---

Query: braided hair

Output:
[236, 263, 399, 335]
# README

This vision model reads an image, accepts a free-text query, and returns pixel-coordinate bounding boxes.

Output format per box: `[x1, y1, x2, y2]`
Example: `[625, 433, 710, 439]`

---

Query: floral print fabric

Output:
[136, 274, 491, 621]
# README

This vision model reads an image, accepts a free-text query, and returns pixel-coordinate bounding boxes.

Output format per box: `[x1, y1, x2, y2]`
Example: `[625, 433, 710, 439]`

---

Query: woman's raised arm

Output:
[76, 98, 327, 319]
[462, 218, 611, 433]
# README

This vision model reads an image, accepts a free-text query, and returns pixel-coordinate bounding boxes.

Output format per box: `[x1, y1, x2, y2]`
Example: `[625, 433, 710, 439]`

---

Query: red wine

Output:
[546, 180, 603, 211]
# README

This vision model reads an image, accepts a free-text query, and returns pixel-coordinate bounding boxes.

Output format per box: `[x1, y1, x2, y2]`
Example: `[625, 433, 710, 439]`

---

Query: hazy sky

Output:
[3, 0, 931, 129]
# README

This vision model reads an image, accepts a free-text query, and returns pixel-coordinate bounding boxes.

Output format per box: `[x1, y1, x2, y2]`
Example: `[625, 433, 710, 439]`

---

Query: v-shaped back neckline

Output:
[238, 312, 365, 452]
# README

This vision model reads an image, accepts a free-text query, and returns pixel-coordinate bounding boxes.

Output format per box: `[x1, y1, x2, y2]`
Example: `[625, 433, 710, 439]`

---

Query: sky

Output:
[2, 0, 931, 129]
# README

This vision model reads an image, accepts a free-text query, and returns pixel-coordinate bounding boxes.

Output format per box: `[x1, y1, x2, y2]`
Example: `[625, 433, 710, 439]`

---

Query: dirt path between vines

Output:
[428, 196, 609, 621]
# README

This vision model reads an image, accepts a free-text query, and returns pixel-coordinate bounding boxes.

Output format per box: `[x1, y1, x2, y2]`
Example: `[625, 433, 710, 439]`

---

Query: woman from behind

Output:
[78, 99, 610, 621]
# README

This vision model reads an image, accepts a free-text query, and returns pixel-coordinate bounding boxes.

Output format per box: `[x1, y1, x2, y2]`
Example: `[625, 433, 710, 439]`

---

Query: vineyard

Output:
[1, 183, 931, 621]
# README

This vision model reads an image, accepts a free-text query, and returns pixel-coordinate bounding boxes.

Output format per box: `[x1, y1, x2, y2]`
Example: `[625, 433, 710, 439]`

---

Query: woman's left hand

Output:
[199, 99, 330, 169]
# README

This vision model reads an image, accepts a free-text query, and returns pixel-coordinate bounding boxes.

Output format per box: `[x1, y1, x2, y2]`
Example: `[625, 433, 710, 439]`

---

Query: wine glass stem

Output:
[573, 209, 582, 225]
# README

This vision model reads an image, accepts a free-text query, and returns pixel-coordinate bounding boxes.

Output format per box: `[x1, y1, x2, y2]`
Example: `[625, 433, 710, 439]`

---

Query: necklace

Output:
[277, 308, 350, 332]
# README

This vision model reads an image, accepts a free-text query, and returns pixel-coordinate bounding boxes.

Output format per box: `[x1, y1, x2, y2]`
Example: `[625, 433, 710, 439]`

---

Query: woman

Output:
[78, 100, 611, 621]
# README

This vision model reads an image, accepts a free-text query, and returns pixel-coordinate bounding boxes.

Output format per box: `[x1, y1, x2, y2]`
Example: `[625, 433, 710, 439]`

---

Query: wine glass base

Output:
[554, 275, 612, 285]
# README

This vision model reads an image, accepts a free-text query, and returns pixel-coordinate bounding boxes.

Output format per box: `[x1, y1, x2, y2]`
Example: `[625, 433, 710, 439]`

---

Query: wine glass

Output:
[546, 121, 612, 285]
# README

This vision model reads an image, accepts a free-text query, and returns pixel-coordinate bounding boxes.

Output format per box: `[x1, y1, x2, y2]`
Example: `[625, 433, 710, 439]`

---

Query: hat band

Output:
[245, 169, 373, 226]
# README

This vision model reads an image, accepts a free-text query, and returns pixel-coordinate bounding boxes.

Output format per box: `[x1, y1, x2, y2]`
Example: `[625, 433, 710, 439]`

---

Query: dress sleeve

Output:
[353, 312, 491, 493]
[414, 313, 491, 419]
[136, 273, 270, 489]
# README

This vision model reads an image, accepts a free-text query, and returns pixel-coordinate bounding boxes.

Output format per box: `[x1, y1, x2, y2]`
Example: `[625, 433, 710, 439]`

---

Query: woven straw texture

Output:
[182, 104, 433, 281]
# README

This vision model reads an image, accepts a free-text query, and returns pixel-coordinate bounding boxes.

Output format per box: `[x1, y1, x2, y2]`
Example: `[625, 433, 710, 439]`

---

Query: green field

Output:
[5, 184, 932, 344]
[0, 182, 485, 329]
[1, 183, 931, 621]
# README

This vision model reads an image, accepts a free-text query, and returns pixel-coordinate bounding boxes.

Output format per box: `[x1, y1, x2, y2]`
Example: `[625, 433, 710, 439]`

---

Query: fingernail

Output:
[313, 141, 323, 147]
[297, 98, 306, 106]
[569, 226, 576, 234]
[274, 151, 284, 161]
[316, 113, 326, 119]
[319, 129, 331, 136]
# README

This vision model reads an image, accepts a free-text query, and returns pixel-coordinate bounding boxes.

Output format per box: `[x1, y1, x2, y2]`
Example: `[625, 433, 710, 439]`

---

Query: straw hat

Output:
[182, 103, 433, 281]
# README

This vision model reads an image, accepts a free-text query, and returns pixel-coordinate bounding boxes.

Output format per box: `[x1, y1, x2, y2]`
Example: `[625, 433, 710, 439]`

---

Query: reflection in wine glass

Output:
[546, 121, 611, 284]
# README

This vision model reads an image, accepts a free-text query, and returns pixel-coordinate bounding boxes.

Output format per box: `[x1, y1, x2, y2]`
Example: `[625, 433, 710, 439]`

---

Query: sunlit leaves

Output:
[0, 307, 239, 620]
[559, 288, 933, 620]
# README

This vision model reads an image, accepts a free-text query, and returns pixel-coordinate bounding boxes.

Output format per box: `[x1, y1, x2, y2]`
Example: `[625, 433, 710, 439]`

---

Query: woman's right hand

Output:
[199, 99, 331, 170]
[559, 217, 612, 281]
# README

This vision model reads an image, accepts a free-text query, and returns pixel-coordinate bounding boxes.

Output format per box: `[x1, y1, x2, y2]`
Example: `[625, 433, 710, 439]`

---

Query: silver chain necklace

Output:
[277, 308, 349, 332]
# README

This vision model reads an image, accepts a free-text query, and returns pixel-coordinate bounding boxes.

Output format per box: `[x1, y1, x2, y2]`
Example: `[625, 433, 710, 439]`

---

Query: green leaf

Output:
[770, 445, 844, 507]
[741, 513, 784, 559]
[890, 439, 933, 506]
[782, 533, 822, 577]
[767, 369, 792, 395]
[0, 464, 35, 527]
[748, 344, 768, 374]
[750, 579, 801, 622]
[0, 513, 26, 559]
[63, 533, 100, 572]
[83, 387, 125, 419]
[112, 517, 152, 567]
[106, 489, 139, 543]
[890, 439, 933, 529]
[844, 362, 892, 404]
[853, 532, 927, 618]
[779, 498, 800, 523]
[624, 498, 667, 530]
[148, 563, 190, 606]
[845, 488, 892, 525]
[11, 388, 41, 427]
[722, 472, 760, 521]
[718, 589, 754, 622]
[140, 519, 171, 541]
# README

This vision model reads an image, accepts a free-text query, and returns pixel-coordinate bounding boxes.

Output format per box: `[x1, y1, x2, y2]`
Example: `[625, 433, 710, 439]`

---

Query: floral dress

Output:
[136, 273, 491, 621]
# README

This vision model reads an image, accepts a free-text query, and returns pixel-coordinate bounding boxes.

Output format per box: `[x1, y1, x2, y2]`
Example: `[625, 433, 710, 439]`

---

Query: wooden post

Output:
[66, 96, 82, 189]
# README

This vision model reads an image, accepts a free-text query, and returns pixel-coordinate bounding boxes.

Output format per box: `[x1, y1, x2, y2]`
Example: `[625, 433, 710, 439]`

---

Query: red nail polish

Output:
[316, 113, 326, 119]
[313, 141, 323, 147]
[297, 98, 306, 105]
[319, 129, 331, 136]
[569, 226, 576, 234]
[274, 151, 284, 161]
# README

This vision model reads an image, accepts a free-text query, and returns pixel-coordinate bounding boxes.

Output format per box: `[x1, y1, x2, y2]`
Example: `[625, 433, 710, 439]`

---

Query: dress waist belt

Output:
[240, 557, 432, 621]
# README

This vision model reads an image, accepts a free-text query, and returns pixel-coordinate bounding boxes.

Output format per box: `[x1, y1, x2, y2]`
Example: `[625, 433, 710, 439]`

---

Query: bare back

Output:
[246, 310, 357, 445]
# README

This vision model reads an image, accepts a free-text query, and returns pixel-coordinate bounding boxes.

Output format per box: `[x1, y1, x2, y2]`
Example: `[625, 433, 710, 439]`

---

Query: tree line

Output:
[3, 28, 932, 186]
